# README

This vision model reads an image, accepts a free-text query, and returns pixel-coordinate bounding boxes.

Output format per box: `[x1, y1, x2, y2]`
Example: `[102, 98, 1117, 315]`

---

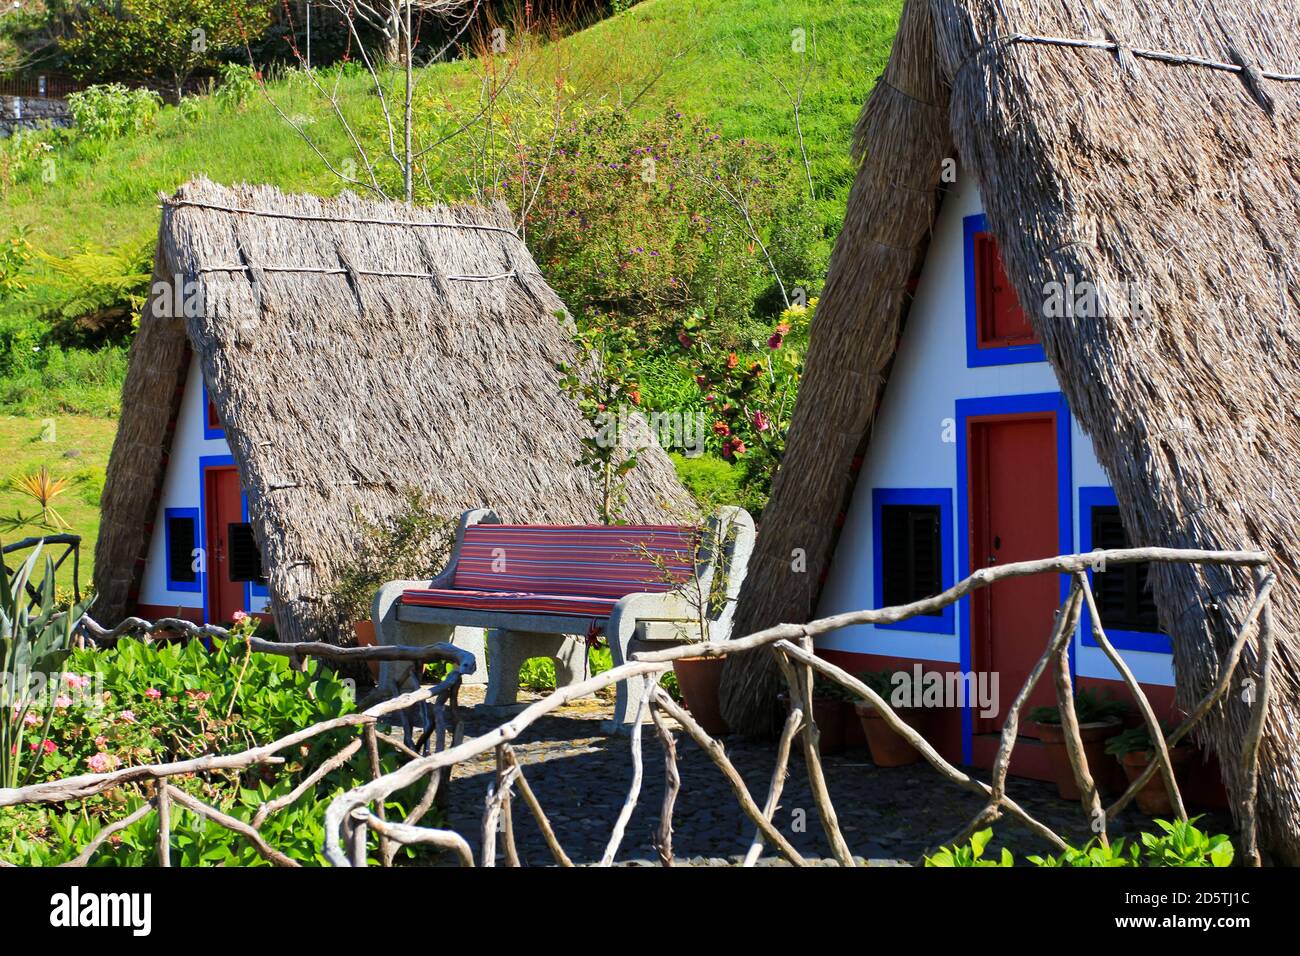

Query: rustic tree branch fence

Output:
[0, 547, 1277, 867]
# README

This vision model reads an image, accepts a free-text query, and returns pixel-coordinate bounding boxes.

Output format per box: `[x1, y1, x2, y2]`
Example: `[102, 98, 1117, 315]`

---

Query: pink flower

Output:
[118, 710, 136, 724]
[87, 753, 116, 773]
[767, 332, 784, 350]
[232, 610, 248, 623]
[753, 411, 771, 433]
[94, 735, 107, 750]
[64, 674, 88, 690]
[54, 695, 73, 709]
[145, 688, 161, 699]
[22, 712, 40, 727]
[32, 739, 56, 755]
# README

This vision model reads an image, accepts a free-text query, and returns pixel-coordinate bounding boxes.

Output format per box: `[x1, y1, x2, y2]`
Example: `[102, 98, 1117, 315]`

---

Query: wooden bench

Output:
[371, 506, 754, 732]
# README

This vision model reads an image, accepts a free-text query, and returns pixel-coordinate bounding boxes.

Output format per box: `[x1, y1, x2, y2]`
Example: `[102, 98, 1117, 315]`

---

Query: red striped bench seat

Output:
[400, 523, 698, 620]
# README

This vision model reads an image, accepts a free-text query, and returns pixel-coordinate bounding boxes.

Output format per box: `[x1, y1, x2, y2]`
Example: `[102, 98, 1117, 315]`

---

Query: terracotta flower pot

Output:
[1034, 719, 1122, 800]
[354, 619, 379, 680]
[673, 657, 729, 737]
[1121, 747, 1193, 816]
[854, 700, 922, 767]
[777, 692, 846, 755]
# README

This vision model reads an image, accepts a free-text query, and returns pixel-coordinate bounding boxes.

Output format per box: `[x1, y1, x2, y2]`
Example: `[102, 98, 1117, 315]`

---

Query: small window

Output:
[1090, 506, 1159, 632]
[227, 522, 267, 584]
[207, 397, 222, 432]
[974, 232, 1037, 349]
[165, 511, 199, 588]
[880, 504, 943, 613]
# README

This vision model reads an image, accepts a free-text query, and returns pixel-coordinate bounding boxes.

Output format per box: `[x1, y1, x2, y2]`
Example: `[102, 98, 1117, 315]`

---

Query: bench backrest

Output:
[451, 524, 699, 599]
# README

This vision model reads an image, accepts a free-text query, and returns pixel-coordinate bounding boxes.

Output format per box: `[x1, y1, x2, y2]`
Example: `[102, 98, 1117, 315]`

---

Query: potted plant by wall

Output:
[1028, 689, 1129, 800]
[776, 675, 850, 755]
[1104, 723, 1194, 816]
[853, 670, 925, 767]
[325, 489, 453, 682]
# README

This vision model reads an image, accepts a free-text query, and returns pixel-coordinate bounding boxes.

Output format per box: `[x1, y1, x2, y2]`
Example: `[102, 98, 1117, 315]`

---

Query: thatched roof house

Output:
[95, 179, 694, 643]
[721, 0, 1300, 861]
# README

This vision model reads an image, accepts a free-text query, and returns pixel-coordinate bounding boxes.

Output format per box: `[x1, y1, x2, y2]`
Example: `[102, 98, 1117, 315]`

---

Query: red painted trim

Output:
[135, 603, 204, 624]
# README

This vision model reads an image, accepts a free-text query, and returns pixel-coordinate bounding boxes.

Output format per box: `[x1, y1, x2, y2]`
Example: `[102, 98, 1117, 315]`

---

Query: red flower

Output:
[628, 390, 641, 405]
[730, 439, 747, 456]
[695, 374, 708, 388]
[712, 421, 730, 437]
[726, 352, 739, 370]
[767, 332, 784, 350]
[754, 411, 771, 432]
[677, 331, 693, 349]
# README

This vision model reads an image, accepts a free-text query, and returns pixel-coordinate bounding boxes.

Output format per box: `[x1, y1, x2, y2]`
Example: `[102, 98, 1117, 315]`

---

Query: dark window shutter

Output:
[881, 504, 943, 615]
[167, 515, 197, 583]
[1090, 506, 1159, 632]
[227, 522, 266, 584]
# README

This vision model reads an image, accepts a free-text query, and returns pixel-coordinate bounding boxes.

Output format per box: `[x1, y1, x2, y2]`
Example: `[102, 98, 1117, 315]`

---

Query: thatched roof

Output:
[721, 0, 1300, 860]
[95, 179, 695, 644]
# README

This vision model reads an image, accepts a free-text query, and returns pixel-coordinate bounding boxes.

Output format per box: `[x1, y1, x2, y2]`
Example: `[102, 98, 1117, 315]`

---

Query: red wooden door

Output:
[969, 413, 1060, 734]
[204, 465, 244, 624]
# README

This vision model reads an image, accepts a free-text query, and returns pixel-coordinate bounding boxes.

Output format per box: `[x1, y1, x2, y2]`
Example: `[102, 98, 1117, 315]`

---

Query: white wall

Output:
[816, 175, 1173, 686]
[136, 353, 270, 617]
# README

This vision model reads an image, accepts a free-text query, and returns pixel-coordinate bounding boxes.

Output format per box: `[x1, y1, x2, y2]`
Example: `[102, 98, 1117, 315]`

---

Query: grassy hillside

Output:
[5, 0, 901, 257]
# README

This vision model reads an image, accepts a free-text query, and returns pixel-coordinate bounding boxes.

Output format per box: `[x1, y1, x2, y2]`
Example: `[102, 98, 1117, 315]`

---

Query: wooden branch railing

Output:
[319, 546, 1276, 867]
[0, 620, 475, 866]
[2, 546, 1277, 868]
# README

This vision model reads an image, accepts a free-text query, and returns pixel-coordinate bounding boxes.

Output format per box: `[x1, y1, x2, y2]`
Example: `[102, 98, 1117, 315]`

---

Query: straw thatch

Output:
[94, 179, 696, 645]
[721, 0, 1300, 861]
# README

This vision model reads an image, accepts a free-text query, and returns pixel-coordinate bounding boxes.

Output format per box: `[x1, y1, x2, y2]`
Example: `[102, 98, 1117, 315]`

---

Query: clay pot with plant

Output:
[325, 489, 453, 682]
[1028, 689, 1129, 800]
[852, 670, 927, 767]
[777, 674, 850, 755]
[1104, 723, 1194, 816]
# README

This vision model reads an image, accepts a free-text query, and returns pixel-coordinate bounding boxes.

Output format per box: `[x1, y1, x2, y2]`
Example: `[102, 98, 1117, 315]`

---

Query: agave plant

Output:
[0, 543, 90, 789]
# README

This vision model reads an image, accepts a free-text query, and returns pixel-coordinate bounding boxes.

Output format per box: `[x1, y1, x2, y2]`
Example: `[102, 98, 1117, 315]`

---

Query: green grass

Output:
[0, 414, 115, 594]
[3, 0, 902, 257]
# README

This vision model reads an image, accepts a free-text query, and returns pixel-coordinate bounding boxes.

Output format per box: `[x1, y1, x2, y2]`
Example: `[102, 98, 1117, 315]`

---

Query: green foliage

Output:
[934, 819, 1235, 868]
[1, 543, 92, 789]
[855, 669, 896, 700]
[555, 317, 645, 524]
[62, 0, 270, 99]
[1140, 817, 1235, 867]
[675, 297, 812, 502]
[1104, 722, 1176, 758]
[325, 488, 454, 627]
[925, 828, 1013, 867]
[215, 62, 259, 111]
[67, 84, 162, 140]
[0, 634, 441, 865]
[1028, 837, 1140, 867]
[518, 103, 817, 344]
[1028, 688, 1129, 726]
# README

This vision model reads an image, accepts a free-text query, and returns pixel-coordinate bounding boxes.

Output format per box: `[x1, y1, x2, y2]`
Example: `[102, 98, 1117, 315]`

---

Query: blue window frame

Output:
[963, 213, 1046, 368]
[871, 488, 955, 634]
[202, 379, 224, 440]
[163, 507, 201, 593]
[1079, 486, 1171, 654]
[955, 391, 1073, 762]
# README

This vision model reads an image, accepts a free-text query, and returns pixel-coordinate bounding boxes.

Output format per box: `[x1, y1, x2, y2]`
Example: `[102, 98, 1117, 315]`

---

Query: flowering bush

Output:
[674, 298, 814, 506]
[2, 635, 438, 866]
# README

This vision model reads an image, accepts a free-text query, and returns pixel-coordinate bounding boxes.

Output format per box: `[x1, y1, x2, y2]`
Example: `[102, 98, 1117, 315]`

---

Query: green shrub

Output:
[67, 84, 162, 140]
[215, 63, 259, 111]
[932, 818, 1236, 868]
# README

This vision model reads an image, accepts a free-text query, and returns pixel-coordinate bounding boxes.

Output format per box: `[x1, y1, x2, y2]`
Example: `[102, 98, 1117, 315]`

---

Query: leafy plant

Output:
[1, 543, 92, 789]
[215, 62, 259, 111]
[8, 465, 72, 530]
[555, 316, 644, 525]
[925, 828, 1013, 867]
[1028, 837, 1140, 867]
[325, 489, 453, 630]
[66, 84, 162, 140]
[1140, 817, 1234, 867]
[1029, 688, 1129, 726]
[1104, 722, 1178, 758]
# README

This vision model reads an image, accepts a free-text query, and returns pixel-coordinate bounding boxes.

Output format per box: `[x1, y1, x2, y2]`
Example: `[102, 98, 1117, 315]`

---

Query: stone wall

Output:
[0, 96, 72, 138]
